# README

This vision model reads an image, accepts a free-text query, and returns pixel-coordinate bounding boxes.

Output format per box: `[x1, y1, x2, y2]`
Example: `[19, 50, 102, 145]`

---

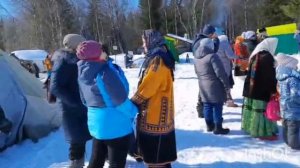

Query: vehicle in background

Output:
[10, 50, 48, 78]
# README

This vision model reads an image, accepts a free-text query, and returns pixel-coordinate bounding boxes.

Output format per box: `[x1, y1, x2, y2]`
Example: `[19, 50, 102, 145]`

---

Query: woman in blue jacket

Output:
[276, 53, 300, 150]
[76, 40, 138, 168]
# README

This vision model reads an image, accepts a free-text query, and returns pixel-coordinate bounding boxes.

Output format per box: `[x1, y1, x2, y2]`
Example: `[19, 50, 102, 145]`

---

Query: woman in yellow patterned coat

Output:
[131, 29, 177, 168]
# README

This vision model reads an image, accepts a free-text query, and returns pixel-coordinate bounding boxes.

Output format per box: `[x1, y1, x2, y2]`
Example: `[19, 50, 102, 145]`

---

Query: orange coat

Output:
[44, 57, 53, 71]
[132, 56, 175, 135]
[234, 37, 249, 71]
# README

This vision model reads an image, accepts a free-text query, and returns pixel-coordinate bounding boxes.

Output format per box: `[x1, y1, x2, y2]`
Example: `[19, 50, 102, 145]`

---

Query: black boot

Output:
[196, 104, 204, 118]
[196, 94, 204, 118]
[205, 120, 214, 132]
[0, 118, 12, 134]
[213, 124, 230, 135]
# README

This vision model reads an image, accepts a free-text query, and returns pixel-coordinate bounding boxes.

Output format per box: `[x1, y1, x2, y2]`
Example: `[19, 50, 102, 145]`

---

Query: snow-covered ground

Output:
[1, 53, 300, 168]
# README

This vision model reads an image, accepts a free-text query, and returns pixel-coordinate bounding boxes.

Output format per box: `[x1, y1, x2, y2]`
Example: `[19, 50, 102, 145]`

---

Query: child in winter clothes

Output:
[276, 53, 300, 149]
[234, 36, 249, 76]
[76, 40, 138, 168]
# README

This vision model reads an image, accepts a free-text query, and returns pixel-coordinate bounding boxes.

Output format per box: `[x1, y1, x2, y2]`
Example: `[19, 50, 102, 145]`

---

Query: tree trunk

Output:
[176, 3, 189, 35]
[147, 0, 152, 29]
[200, 0, 205, 32]
[244, 0, 248, 30]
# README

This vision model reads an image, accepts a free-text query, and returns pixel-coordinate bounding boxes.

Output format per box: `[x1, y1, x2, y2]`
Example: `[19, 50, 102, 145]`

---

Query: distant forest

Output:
[0, 0, 299, 53]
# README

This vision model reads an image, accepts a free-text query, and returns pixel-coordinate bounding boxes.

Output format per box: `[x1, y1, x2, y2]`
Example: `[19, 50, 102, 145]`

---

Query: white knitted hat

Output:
[63, 34, 86, 50]
[276, 53, 298, 69]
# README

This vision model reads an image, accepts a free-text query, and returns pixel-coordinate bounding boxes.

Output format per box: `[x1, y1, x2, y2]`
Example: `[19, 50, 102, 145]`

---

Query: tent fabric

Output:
[263, 23, 296, 36]
[273, 34, 298, 54]
[0, 52, 61, 150]
[165, 36, 180, 62]
[261, 23, 298, 55]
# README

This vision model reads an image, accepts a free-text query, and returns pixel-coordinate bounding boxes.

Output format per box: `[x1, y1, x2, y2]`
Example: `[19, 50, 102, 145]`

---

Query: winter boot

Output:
[205, 120, 215, 132]
[213, 124, 230, 135]
[0, 118, 12, 134]
[196, 104, 204, 118]
[69, 157, 84, 168]
[226, 100, 239, 107]
[69, 143, 85, 168]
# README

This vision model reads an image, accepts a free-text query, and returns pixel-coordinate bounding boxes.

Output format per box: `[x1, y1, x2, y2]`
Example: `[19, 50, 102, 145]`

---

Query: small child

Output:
[276, 53, 300, 150]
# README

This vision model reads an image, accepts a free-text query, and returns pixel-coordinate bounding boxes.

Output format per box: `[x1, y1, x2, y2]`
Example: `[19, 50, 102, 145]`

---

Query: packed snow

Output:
[0, 53, 300, 168]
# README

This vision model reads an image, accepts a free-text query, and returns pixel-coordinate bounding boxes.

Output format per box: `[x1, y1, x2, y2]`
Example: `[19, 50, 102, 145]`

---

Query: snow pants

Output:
[282, 119, 300, 150]
[88, 134, 131, 168]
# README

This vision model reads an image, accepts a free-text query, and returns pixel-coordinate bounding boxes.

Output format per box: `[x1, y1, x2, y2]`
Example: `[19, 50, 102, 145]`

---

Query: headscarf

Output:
[139, 29, 175, 79]
[143, 29, 166, 52]
[249, 38, 278, 61]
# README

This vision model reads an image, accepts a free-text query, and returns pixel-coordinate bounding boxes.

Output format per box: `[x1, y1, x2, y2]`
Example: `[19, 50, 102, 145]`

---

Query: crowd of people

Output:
[44, 30, 176, 168]
[192, 24, 300, 149]
[8, 24, 297, 168]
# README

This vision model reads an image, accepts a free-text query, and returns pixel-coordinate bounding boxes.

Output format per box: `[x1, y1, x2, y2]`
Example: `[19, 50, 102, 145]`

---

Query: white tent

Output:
[0, 51, 61, 150]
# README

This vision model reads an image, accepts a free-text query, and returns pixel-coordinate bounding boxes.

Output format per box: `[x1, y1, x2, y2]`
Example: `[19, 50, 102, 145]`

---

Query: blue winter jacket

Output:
[77, 60, 138, 140]
[276, 66, 300, 121]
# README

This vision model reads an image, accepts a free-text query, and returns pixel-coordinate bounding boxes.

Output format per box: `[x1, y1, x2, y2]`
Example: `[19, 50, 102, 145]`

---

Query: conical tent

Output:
[0, 51, 61, 150]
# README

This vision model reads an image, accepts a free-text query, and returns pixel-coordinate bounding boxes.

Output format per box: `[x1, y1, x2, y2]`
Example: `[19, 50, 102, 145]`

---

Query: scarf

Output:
[249, 54, 260, 94]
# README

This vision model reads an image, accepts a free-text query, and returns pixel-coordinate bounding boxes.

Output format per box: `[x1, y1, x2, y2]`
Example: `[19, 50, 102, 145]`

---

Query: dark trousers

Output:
[203, 103, 223, 124]
[282, 119, 300, 150]
[148, 163, 172, 168]
[196, 92, 204, 118]
[69, 143, 86, 160]
[88, 134, 131, 168]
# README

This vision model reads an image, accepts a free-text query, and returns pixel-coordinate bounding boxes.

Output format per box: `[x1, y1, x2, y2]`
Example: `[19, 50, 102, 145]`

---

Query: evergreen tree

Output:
[281, 0, 300, 23]
[262, 0, 293, 26]
[139, 0, 163, 30]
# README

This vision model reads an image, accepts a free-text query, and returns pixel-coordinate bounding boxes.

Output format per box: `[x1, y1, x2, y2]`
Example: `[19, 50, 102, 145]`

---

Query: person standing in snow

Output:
[50, 34, 91, 168]
[76, 40, 138, 168]
[217, 35, 238, 107]
[243, 31, 258, 55]
[276, 54, 300, 150]
[192, 24, 220, 118]
[242, 38, 278, 140]
[257, 27, 268, 43]
[234, 36, 249, 76]
[294, 25, 300, 53]
[131, 29, 177, 168]
[193, 38, 231, 134]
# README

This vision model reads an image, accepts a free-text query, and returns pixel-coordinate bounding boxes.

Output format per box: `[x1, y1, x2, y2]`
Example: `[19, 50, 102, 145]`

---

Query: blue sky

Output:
[130, 0, 138, 8]
[0, 0, 139, 17]
[0, 1, 17, 17]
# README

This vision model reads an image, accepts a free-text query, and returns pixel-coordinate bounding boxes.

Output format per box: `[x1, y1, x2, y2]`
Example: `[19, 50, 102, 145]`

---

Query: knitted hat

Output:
[202, 24, 216, 36]
[63, 34, 86, 50]
[76, 40, 103, 61]
[276, 53, 298, 69]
